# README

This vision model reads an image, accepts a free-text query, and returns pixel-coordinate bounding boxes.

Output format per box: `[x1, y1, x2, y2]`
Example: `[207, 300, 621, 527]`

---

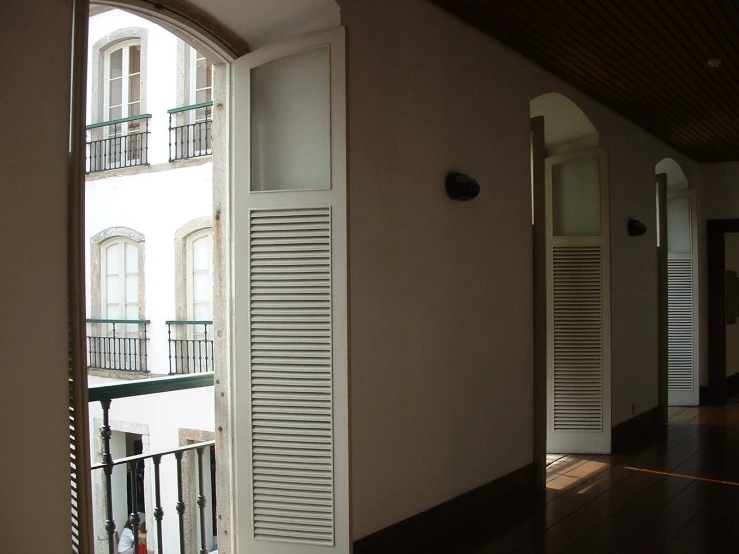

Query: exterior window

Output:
[187, 229, 213, 323]
[106, 40, 142, 123]
[102, 237, 139, 322]
[191, 49, 213, 121]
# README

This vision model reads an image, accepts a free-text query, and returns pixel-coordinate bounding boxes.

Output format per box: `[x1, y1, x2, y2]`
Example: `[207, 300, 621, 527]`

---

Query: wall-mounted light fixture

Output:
[446, 172, 480, 201]
[627, 218, 647, 237]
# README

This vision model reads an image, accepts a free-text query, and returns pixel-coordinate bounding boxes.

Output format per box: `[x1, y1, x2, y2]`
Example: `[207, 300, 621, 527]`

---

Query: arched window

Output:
[187, 228, 213, 322]
[101, 237, 140, 321]
[105, 39, 142, 123]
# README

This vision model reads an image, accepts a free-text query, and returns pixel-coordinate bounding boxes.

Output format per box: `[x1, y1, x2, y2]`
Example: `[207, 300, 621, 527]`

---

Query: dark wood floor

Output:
[467, 404, 739, 554]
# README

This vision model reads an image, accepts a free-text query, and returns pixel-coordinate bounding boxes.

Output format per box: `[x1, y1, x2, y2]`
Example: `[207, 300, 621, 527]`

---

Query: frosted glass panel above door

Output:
[667, 196, 692, 253]
[250, 46, 331, 191]
[552, 156, 601, 236]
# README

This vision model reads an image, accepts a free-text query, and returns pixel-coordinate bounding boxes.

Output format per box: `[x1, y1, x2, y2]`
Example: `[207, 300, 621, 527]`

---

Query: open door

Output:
[656, 174, 669, 423]
[667, 190, 699, 406]
[232, 28, 349, 553]
[546, 148, 611, 454]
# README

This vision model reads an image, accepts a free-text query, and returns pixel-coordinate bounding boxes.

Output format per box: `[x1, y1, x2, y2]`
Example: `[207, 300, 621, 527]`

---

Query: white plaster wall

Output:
[342, 0, 700, 539]
[85, 162, 213, 374]
[725, 234, 739, 378]
[87, 10, 180, 166]
[0, 1, 73, 551]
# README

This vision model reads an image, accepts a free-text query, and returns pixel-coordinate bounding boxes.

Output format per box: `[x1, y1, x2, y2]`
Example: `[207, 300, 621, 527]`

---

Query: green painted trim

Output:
[167, 101, 214, 114]
[165, 320, 213, 325]
[86, 113, 152, 130]
[88, 372, 214, 403]
[86, 318, 151, 325]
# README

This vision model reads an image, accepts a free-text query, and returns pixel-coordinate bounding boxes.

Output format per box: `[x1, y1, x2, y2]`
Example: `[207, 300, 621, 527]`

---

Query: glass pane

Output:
[129, 75, 140, 104]
[193, 272, 210, 303]
[125, 275, 138, 303]
[125, 303, 138, 321]
[251, 46, 331, 191]
[552, 156, 601, 236]
[106, 244, 119, 273]
[125, 243, 138, 272]
[109, 106, 122, 122]
[196, 89, 211, 105]
[196, 58, 208, 89]
[106, 304, 120, 320]
[109, 78, 123, 109]
[129, 44, 141, 75]
[667, 196, 692, 253]
[110, 48, 123, 79]
[192, 235, 209, 270]
[128, 102, 141, 118]
[193, 301, 210, 321]
[106, 276, 119, 303]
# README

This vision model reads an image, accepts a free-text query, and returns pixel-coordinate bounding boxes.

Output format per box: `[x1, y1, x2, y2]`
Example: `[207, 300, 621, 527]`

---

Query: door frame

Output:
[706, 218, 739, 404]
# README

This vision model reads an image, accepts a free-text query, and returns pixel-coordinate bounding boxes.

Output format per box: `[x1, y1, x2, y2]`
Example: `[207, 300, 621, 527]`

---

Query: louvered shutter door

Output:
[666, 192, 699, 407]
[552, 246, 603, 432]
[233, 28, 349, 554]
[546, 148, 611, 455]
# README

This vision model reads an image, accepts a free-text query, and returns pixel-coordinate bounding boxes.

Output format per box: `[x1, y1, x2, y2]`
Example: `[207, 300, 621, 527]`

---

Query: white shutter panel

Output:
[233, 27, 349, 554]
[552, 246, 603, 431]
[546, 148, 611, 455]
[250, 208, 334, 545]
[667, 258, 696, 396]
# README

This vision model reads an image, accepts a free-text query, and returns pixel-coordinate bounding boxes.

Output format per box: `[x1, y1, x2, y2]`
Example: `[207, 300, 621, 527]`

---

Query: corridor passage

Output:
[472, 405, 739, 553]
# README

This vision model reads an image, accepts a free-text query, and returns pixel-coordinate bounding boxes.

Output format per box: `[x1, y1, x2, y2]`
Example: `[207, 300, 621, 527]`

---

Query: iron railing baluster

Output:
[128, 460, 141, 550]
[176, 450, 186, 554]
[167, 102, 213, 161]
[153, 455, 164, 554]
[197, 446, 207, 554]
[165, 320, 214, 374]
[100, 399, 116, 554]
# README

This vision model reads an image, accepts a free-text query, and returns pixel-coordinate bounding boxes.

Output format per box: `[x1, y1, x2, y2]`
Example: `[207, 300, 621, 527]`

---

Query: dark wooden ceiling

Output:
[429, 0, 739, 163]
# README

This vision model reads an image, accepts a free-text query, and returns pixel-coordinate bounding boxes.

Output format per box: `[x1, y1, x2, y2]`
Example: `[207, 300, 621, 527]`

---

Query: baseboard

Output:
[611, 406, 663, 453]
[352, 463, 536, 554]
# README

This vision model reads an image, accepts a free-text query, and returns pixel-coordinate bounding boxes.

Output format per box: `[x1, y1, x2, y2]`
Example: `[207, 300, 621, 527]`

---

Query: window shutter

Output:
[552, 245, 603, 432]
[667, 258, 695, 392]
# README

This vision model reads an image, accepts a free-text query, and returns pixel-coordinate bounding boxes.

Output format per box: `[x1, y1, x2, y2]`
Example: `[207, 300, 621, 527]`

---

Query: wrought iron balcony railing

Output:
[89, 373, 216, 554]
[87, 319, 150, 373]
[167, 320, 214, 374]
[168, 101, 213, 162]
[86, 114, 152, 174]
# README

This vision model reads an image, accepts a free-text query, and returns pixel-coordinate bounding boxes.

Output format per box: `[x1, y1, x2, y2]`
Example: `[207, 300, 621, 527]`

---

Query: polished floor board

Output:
[468, 404, 739, 554]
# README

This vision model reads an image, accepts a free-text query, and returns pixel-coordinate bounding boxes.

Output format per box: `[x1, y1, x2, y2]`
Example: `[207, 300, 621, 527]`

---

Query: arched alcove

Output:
[656, 157, 690, 191]
[530, 92, 599, 154]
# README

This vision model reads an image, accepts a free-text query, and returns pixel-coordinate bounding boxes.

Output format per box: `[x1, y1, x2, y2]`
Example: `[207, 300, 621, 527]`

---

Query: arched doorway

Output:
[655, 158, 699, 407]
[72, 2, 350, 553]
[530, 93, 612, 467]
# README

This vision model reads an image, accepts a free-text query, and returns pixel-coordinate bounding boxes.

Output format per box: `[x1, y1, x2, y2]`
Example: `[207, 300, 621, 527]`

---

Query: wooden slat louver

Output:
[667, 258, 694, 392]
[552, 246, 603, 431]
[250, 207, 334, 546]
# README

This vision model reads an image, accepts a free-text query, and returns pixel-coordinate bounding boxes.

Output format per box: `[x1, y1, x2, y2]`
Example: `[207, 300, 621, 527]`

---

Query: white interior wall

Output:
[343, 0, 699, 539]
[0, 1, 74, 551]
[725, 233, 739, 378]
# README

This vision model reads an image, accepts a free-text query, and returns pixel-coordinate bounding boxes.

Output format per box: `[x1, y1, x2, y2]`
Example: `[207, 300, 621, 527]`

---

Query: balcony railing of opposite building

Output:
[168, 101, 213, 162]
[86, 114, 152, 174]
[167, 320, 214, 374]
[89, 373, 216, 554]
[87, 319, 150, 373]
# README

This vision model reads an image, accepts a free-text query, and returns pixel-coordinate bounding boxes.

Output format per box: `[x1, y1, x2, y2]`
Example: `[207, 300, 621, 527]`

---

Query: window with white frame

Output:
[186, 229, 213, 372]
[191, 48, 213, 121]
[105, 40, 144, 165]
[102, 237, 140, 322]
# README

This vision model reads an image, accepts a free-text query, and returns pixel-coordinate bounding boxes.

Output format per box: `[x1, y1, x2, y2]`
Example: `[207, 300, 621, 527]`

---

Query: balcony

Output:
[86, 114, 152, 174]
[89, 373, 216, 553]
[87, 319, 150, 373]
[167, 320, 214, 374]
[168, 102, 213, 162]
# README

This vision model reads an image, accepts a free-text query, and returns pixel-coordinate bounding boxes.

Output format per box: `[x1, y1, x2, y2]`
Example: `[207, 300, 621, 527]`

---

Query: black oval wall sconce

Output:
[446, 172, 480, 201]
[628, 218, 648, 237]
